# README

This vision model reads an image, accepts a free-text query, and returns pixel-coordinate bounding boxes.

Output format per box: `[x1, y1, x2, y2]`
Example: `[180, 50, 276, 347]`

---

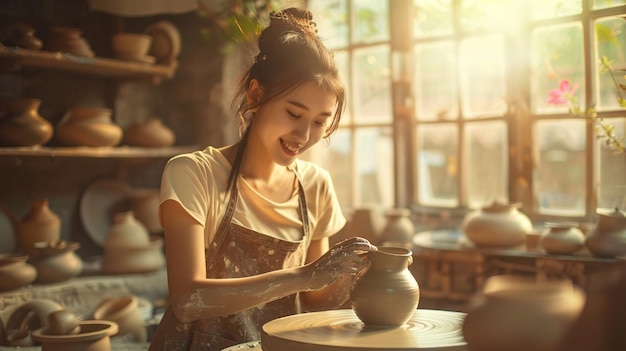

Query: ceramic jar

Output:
[0, 98, 53, 147]
[130, 189, 162, 235]
[380, 208, 415, 247]
[30, 241, 82, 284]
[0, 254, 37, 291]
[104, 211, 150, 247]
[56, 107, 122, 147]
[345, 206, 386, 245]
[350, 246, 420, 327]
[540, 222, 585, 255]
[18, 198, 61, 256]
[585, 208, 626, 258]
[93, 295, 147, 342]
[462, 275, 586, 351]
[462, 202, 532, 248]
[124, 117, 176, 147]
[31, 320, 118, 351]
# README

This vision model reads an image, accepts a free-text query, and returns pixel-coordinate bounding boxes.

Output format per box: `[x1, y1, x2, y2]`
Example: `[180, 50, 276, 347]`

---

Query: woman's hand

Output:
[304, 237, 377, 291]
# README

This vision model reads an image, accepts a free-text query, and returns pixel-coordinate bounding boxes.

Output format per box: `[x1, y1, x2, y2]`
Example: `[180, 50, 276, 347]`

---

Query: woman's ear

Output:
[247, 79, 262, 107]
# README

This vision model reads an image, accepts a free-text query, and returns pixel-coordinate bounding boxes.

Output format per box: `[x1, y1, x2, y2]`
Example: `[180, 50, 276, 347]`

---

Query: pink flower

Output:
[547, 79, 579, 105]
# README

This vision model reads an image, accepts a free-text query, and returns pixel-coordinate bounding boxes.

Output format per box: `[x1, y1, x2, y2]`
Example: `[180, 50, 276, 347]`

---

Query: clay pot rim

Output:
[480, 201, 522, 213]
[483, 275, 576, 296]
[374, 246, 413, 257]
[544, 221, 581, 230]
[33, 239, 80, 252]
[32, 320, 118, 343]
[0, 253, 29, 264]
[93, 295, 138, 321]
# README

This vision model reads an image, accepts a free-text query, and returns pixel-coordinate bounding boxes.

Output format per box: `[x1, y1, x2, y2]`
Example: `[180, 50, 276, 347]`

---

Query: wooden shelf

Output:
[0, 145, 198, 158]
[0, 44, 177, 83]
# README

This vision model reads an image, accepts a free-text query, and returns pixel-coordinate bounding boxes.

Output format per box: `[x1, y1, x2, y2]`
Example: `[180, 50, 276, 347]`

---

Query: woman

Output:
[149, 8, 377, 351]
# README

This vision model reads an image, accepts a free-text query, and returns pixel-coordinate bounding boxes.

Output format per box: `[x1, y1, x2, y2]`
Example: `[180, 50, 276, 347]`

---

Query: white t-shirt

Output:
[159, 146, 346, 247]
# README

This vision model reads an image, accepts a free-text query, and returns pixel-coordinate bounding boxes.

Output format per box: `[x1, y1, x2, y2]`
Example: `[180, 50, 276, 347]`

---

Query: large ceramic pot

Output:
[380, 208, 415, 247]
[18, 198, 61, 256]
[585, 208, 626, 258]
[350, 246, 420, 327]
[462, 202, 532, 248]
[0, 98, 53, 147]
[0, 254, 37, 291]
[462, 275, 585, 351]
[31, 320, 118, 351]
[30, 241, 82, 284]
[93, 295, 146, 342]
[123, 117, 176, 147]
[540, 222, 585, 255]
[55, 107, 122, 147]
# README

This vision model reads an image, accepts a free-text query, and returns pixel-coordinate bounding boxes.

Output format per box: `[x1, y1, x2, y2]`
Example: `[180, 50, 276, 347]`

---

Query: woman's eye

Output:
[287, 110, 301, 118]
[315, 120, 327, 127]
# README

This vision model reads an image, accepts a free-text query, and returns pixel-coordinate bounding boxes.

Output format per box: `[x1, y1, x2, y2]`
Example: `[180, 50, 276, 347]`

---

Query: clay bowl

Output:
[31, 320, 118, 351]
[112, 33, 152, 60]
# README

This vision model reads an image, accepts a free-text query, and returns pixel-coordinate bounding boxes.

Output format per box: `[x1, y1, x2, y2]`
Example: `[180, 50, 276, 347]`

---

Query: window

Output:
[307, 0, 626, 221]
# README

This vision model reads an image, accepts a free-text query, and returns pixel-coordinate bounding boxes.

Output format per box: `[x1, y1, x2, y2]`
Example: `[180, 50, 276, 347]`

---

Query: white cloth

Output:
[159, 146, 346, 246]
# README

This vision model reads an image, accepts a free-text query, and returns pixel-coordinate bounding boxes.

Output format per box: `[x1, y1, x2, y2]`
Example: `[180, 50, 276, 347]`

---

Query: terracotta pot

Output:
[104, 211, 150, 247]
[47, 310, 81, 336]
[56, 107, 122, 147]
[350, 246, 420, 327]
[380, 208, 415, 247]
[130, 189, 162, 234]
[0, 98, 53, 147]
[31, 320, 118, 351]
[93, 295, 146, 342]
[540, 222, 585, 255]
[0, 254, 37, 291]
[124, 117, 176, 147]
[462, 202, 532, 247]
[462, 275, 585, 351]
[6, 299, 64, 346]
[585, 208, 626, 258]
[102, 236, 165, 274]
[30, 240, 82, 284]
[18, 198, 61, 256]
[345, 206, 386, 246]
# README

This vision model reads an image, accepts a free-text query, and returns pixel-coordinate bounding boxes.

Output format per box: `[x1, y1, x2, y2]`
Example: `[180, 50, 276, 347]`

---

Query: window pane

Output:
[593, 0, 626, 10]
[459, 0, 524, 33]
[309, 0, 349, 49]
[414, 41, 458, 121]
[465, 121, 508, 208]
[528, 0, 582, 20]
[531, 23, 584, 114]
[535, 119, 587, 216]
[305, 129, 352, 209]
[353, 0, 389, 44]
[352, 45, 392, 124]
[413, 0, 453, 38]
[595, 16, 626, 110]
[333, 50, 352, 126]
[596, 118, 626, 210]
[355, 127, 394, 207]
[459, 35, 508, 118]
[417, 123, 459, 207]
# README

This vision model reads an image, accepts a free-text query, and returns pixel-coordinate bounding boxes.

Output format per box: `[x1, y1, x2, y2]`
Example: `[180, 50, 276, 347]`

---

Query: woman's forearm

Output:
[170, 265, 309, 323]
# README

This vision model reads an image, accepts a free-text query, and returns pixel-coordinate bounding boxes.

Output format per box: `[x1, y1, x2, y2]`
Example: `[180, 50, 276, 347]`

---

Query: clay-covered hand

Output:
[304, 237, 377, 291]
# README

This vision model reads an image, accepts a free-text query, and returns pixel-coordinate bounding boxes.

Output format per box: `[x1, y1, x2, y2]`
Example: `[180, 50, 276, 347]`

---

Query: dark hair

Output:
[232, 7, 345, 139]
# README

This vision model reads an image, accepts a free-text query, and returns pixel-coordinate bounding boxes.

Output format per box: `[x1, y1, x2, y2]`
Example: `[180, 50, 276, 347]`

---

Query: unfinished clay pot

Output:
[462, 201, 532, 248]
[31, 320, 118, 351]
[0, 254, 37, 291]
[56, 107, 122, 147]
[93, 295, 146, 342]
[462, 275, 585, 351]
[585, 208, 626, 258]
[540, 222, 585, 255]
[30, 240, 82, 284]
[18, 198, 61, 256]
[0, 98, 53, 147]
[350, 246, 420, 327]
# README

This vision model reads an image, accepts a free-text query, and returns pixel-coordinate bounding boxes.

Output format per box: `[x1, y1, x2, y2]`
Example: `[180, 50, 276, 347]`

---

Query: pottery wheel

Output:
[261, 309, 467, 351]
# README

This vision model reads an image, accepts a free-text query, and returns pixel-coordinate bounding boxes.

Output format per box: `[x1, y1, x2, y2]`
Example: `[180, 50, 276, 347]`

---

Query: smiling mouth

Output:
[281, 140, 302, 155]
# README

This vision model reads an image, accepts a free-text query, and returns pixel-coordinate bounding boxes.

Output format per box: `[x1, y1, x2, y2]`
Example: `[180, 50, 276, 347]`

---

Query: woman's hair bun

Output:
[268, 7, 317, 35]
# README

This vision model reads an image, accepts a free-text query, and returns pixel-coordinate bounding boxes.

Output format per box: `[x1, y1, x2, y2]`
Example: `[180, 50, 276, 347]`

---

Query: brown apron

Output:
[149, 170, 310, 351]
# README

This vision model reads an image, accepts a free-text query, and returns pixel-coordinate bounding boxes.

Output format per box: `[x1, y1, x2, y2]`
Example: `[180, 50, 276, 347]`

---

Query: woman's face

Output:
[249, 80, 337, 166]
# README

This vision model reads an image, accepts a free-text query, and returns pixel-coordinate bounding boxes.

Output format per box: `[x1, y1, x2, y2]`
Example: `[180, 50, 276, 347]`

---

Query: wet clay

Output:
[261, 309, 467, 351]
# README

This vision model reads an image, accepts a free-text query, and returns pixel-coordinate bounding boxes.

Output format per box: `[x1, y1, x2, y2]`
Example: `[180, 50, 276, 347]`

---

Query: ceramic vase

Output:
[0, 98, 53, 147]
[31, 320, 118, 351]
[30, 241, 82, 284]
[350, 246, 420, 327]
[18, 198, 61, 256]
[124, 117, 176, 147]
[345, 206, 386, 246]
[585, 208, 626, 258]
[93, 295, 147, 342]
[380, 208, 415, 247]
[540, 222, 585, 255]
[130, 189, 162, 235]
[56, 107, 122, 147]
[104, 211, 150, 247]
[462, 275, 586, 351]
[102, 237, 165, 274]
[0, 254, 37, 291]
[462, 201, 532, 248]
